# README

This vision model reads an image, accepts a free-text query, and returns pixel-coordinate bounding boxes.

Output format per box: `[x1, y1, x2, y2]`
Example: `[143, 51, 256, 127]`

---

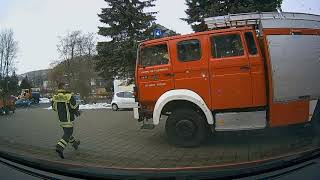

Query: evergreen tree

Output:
[0, 73, 19, 96]
[183, 0, 283, 32]
[20, 76, 32, 90]
[96, 0, 157, 81]
[8, 72, 20, 95]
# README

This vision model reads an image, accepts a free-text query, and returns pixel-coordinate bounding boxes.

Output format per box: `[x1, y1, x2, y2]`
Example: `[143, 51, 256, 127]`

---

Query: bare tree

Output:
[83, 32, 97, 57]
[56, 30, 97, 89]
[57, 31, 97, 60]
[57, 30, 82, 85]
[0, 29, 18, 78]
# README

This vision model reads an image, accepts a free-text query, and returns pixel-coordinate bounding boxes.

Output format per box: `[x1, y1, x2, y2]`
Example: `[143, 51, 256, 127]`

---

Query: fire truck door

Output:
[137, 42, 174, 107]
[209, 31, 253, 109]
[170, 36, 211, 107]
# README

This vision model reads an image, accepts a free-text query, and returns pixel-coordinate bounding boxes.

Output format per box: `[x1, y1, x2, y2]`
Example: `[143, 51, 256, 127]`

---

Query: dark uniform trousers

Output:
[56, 127, 77, 151]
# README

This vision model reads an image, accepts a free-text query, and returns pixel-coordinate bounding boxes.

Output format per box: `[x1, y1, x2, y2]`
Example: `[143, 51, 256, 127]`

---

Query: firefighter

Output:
[52, 82, 81, 159]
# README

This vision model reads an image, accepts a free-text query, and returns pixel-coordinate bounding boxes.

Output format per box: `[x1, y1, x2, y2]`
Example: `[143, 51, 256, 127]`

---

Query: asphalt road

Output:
[0, 103, 318, 168]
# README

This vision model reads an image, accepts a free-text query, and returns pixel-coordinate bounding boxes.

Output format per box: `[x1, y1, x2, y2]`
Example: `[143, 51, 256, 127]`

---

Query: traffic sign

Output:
[153, 29, 162, 38]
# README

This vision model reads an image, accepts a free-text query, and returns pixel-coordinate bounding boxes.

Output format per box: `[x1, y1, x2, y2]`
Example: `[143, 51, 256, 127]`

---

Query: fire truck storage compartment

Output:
[267, 35, 320, 102]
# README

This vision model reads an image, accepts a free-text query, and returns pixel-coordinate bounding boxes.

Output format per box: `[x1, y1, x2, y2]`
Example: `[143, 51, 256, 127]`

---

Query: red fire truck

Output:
[133, 12, 320, 147]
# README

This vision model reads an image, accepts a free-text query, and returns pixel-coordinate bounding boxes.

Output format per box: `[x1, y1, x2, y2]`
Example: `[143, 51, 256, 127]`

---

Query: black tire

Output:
[3, 108, 9, 115]
[112, 104, 118, 111]
[165, 108, 208, 147]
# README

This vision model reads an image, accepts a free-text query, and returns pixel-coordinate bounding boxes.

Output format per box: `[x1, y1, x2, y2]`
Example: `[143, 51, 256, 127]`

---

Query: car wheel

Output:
[4, 108, 9, 115]
[165, 108, 208, 147]
[112, 104, 118, 111]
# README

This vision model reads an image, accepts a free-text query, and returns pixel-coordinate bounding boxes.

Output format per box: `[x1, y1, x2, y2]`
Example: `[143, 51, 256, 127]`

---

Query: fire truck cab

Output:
[134, 12, 320, 147]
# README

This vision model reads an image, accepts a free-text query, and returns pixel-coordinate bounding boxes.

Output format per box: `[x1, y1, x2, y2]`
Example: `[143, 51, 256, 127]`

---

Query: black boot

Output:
[55, 149, 64, 159]
[72, 140, 80, 150]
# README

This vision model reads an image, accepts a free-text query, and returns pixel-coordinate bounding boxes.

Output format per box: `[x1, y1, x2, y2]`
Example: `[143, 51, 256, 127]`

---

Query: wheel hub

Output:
[176, 119, 196, 138]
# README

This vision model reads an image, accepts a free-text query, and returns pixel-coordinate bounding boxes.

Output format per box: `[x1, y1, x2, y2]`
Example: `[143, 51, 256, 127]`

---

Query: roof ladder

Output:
[204, 12, 320, 30]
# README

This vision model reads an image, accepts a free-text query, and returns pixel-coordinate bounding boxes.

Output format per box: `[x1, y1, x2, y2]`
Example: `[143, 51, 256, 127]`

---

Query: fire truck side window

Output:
[140, 44, 169, 67]
[211, 34, 244, 58]
[177, 39, 201, 62]
[244, 32, 258, 55]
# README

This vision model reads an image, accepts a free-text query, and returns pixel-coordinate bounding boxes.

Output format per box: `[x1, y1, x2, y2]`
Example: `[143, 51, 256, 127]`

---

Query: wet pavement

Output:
[0, 103, 318, 168]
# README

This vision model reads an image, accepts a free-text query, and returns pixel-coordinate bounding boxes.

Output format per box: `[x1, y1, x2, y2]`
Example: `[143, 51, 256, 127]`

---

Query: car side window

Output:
[140, 43, 169, 67]
[116, 92, 124, 98]
[177, 39, 201, 62]
[124, 92, 133, 98]
[244, 32, 258, 55]
[211, 34, 244, 58]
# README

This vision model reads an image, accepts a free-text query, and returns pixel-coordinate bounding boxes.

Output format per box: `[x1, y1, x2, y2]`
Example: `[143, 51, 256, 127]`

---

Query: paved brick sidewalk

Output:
[0, 105, 318, 168]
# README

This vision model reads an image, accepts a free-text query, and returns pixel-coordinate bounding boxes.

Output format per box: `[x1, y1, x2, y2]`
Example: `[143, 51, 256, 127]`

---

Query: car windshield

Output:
[1, 0, 320, 179]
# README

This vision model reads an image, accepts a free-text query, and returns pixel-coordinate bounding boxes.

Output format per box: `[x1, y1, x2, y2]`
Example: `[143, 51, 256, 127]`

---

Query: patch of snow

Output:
[39, 98, 51, 104]
[44, 103, 111, 110]
[79, 103, 111, 110]
[45, 106, 52, 110]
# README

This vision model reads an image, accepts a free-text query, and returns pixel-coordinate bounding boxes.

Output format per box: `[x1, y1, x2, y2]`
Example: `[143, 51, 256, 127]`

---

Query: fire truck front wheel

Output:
[165, 108, 208, 147]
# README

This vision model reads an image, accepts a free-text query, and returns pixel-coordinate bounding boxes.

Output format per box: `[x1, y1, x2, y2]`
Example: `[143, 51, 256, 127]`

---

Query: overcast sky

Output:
[0, 0, 319, 75]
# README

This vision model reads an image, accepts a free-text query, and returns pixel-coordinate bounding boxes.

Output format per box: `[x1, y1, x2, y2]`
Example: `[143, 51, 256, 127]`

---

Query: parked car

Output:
[111, 91, 138, 111]
[15, 99, 32, 107]
[74, 95, 85, 105]
[31, 92, 40, 104]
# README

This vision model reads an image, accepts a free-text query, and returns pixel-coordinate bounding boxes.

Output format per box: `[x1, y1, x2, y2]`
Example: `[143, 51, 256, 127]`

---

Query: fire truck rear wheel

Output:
[165, 108, 208, 147]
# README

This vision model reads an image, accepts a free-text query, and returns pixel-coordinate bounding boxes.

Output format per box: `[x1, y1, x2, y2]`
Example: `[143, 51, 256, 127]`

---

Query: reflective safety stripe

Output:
[69, 136, 75, 143]
[60, 139, 68, 145]
[53, 102, 57, 111]
[60, 122, 74, 128]
[57, 142, 66, 149]
[52, 93, 72, 103]
[61, 124, 73, 128]
[70, 102, 79, 109]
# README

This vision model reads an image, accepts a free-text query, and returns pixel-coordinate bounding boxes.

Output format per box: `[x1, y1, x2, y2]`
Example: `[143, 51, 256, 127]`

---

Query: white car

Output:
[111, 91, 138, 111]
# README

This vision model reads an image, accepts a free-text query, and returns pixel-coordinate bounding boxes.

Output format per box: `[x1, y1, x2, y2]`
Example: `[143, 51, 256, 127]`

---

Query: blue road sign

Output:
[153, 29, 162, 38]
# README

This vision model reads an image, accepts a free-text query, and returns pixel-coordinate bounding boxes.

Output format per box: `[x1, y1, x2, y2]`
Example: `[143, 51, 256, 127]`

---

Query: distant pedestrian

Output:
[51, 82, 81, 159]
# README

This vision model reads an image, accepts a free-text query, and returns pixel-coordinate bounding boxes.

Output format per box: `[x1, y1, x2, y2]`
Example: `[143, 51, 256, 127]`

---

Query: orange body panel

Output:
[137, 64, 174, 107]
[262, 28, 319, 127]
[269, 101, 309, 127]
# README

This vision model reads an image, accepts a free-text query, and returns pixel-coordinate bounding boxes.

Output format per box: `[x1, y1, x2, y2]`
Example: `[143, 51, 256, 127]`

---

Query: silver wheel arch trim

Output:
[152, 89, 214, 125]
